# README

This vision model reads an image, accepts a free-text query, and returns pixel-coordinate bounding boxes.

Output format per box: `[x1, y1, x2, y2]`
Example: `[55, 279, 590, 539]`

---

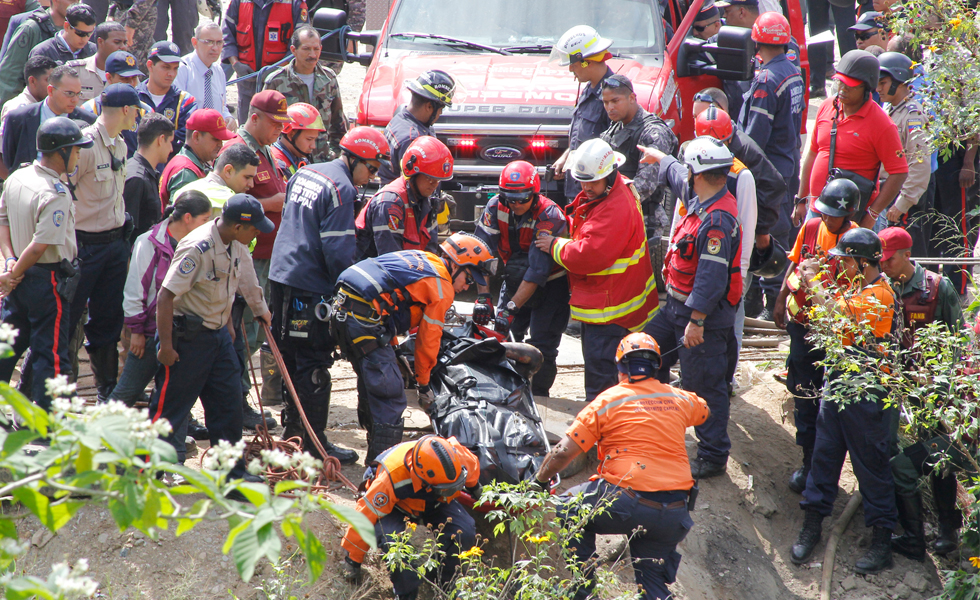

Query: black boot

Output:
[934, 510, 961, 555]
[691, 457, 726, 479]
[758, 290, 777, 322]
[88, 344, 119, 402]
[242, 395, 277, 431]
[187, 417, 210, 441]
[854, 526, 894, 574]
[791, 510, 824, 564]
[366, 419, 404, 463]
[892, 493, 926, 561]
[300, 397, 358, 465]
[744, 278, 764, 318]
[788, 446, 813, 494]
[531, 359, 557, 397]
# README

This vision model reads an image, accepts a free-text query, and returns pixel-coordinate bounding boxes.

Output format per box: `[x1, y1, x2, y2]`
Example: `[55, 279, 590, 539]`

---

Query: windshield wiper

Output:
[501, 43, 553, 53]
[389, 32, 511, 55]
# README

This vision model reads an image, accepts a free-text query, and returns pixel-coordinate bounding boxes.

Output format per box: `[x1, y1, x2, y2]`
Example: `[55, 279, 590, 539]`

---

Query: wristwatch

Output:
[689, 317, 705, 327]
[505, 301, 517, 312]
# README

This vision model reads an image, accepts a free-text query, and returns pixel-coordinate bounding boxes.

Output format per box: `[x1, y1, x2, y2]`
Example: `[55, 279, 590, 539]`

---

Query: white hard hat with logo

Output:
[550, 25, 614, 66]
[682, 136, 734, 174]
[568, 138, 625, 182]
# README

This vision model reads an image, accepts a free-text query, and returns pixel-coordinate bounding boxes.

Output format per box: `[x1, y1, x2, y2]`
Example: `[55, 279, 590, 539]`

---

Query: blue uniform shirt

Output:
[474, 195, 567, 286]
[269, 159, 358, 295]
[659, 156, 739, 328]
[136, 81, 197, 158]
[358, 182, 440, 259]
[378, 106, 435, 185]
[738, 53, 805, 181]
[565, 65, 614, 201]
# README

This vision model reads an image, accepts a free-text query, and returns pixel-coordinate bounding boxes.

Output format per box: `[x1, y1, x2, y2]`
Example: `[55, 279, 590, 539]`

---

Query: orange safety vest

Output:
[786, 218, 856, 324]
[235, 0, 294, 71]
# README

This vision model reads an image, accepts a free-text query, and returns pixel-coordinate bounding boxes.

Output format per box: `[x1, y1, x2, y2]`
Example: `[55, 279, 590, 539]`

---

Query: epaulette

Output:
[194, 239, 212, 254]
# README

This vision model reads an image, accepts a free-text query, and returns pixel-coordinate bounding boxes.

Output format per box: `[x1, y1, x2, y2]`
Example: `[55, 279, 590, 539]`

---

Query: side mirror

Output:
[348, 29, 380, 66]
[313, 7, 348, 61]
[677, 25, 754, 81]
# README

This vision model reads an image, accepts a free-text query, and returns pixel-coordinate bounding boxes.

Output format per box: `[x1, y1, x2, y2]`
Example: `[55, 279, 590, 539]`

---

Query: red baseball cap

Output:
[833, 72, 864, 88]
[186, 108, 235, 140]
[250, 90, 292, 123]
[879, 227, 913, 261]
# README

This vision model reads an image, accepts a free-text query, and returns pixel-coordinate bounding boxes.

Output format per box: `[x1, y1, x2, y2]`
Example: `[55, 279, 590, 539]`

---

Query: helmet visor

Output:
[431, 466, 467, 497]
[499, 190, 534, 206]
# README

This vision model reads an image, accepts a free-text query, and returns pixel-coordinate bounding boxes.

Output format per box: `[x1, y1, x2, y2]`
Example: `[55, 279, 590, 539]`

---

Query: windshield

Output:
[386, 0, 664, 56]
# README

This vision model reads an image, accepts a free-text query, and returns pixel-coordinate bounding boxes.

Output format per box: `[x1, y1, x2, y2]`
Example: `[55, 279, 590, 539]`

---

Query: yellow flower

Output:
[950, 17, 962, 26]
[970, 556, 980, 568]
[523, 532, 553, 543]
[928, 45, 939, 51]
[458, 546, 484, 560]
[408, 522, 417, 532]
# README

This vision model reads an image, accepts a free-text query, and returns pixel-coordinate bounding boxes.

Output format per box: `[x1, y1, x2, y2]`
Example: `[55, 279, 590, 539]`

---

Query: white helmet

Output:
[568, 138, 625, 182]
[683, 136, 734, 174]
[550, 25, 614, 67]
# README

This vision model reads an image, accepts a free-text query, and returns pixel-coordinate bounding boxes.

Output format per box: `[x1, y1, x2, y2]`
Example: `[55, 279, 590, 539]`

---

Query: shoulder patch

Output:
[372, 492, 389, 508]
[16, 33, 28, 48]
[481, 210, 493, 228]
[178, 256, 196, 274]
[194, 239, 212, 254]
[52, 210, 64, 227]
[388, 213, 401, 231]
[707, 237, 721, 255]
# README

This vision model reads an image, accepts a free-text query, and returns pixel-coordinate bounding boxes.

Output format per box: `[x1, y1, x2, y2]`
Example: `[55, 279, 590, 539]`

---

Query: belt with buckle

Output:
[621, 488, 687, 510]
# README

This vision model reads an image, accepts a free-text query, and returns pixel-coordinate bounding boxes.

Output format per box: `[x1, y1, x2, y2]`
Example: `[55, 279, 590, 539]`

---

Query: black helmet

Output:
[878, 51, 913, 95]
[749, 238, 789, 278]
[406, 70, 456, 108]
[814, 178, 861, 218]
[829, 227, 882, 262]
[37, 117, 93, 153]
[836, 49, 880, 91]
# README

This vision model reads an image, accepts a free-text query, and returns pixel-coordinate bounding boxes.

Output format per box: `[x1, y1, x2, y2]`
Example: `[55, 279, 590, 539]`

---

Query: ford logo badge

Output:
[481, 146, 523, 161]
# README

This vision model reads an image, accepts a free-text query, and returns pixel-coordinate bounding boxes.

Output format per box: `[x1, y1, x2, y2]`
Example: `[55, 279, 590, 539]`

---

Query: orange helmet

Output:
[408, 435, 467, 497]
[340, 126, 390, 161]
[752, 12, 792, 46]
[440, 232, 497, 286]
[281, 102, 325, 134]
[615, 332, 662, 381]
[402, 136, 454, 181]
[695, 106, 734, 142]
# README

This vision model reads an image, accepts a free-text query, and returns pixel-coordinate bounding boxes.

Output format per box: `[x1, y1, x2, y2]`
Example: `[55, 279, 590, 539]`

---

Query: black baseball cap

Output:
[849, 11, 886, 31]
[101, 83, 141, 108]
[106, 51, 143, 77]
[222, 194, 275, 233]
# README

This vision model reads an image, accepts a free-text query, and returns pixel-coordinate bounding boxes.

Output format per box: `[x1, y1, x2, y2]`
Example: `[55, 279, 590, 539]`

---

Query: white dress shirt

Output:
[175, 51, 232, 121]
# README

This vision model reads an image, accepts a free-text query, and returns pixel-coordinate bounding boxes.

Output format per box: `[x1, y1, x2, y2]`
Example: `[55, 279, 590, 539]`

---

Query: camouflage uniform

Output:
[261, 58, 347, 162]
[110, 0, 157, 75]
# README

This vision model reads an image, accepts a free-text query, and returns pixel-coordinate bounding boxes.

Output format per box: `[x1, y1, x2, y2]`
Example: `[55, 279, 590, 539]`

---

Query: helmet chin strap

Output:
[286, 132, 312, 161]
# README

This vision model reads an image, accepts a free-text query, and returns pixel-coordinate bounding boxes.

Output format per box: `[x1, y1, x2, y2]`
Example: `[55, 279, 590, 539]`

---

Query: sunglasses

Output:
[500, 190, 534, 206]
[602, 76, 633, 92]
[853, 30, 878, 41]
[365, 162, 379, 175]
[71, 25, 95, 38]
[693, 19, 720, 32]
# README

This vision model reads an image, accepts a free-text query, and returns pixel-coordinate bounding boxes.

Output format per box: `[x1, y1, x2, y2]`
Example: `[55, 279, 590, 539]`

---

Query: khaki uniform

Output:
[66, 54, 107, 102]
[884, 96, 932, 214]
[163, 219, 268, 330]
[0, 161, 75, 263]
[74, 120, 126, 233]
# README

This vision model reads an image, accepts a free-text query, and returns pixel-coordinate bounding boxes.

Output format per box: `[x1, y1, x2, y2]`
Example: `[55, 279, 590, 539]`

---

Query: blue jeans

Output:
[109, 349, 158, 406]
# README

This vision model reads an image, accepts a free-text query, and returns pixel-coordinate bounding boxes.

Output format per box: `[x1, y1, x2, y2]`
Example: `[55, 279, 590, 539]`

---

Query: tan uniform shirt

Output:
[883, 96, 932, 214]
[0, 161, 76, 263]
[162, 220, 267, 330]
[74, 119, 126, 233]
[66, 54, 106, 102]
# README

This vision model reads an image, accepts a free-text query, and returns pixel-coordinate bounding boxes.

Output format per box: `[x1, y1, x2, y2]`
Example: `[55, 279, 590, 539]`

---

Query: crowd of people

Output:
[0, 0, 972, 598]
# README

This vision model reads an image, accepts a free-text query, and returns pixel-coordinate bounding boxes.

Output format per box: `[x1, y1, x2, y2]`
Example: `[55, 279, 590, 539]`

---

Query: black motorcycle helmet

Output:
[878, 51, 914, 95]
[836, 49, 880, 92]
[749, 239, 789, 278]
[37, 117, 93, 154]
[406, 70, 456, 108]
[814, 178, 861, 218]
[829, 227, 883, 263]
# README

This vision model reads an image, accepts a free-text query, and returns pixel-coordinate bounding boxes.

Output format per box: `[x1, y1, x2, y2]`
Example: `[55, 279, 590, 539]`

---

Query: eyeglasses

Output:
[693, 19, 720, 33]
[197, 38, 223, 47]
[854, 30, 877, 41]
[693, 91, 718, 104]
[70, 25, 95, 38]
[55, 87, 80, 98]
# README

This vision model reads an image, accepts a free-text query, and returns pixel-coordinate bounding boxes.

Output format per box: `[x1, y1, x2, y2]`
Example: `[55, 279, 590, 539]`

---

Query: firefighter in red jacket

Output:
[355, 135, 447, 260]
[535, 138, 658, 401]
[638, 137, 742, 480]
[341, 435, 481, 600]
[474, 160, 570, 397]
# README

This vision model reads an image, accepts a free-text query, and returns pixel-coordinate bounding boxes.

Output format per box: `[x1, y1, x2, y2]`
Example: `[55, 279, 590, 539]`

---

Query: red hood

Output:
[358, 53, 670, 126]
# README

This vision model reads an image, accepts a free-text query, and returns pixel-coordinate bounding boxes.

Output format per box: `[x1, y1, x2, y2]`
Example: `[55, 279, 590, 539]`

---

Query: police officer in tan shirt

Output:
[148, 193, 273, 477]
[70, 82, 140, 403]
[0, 117, 91, 410]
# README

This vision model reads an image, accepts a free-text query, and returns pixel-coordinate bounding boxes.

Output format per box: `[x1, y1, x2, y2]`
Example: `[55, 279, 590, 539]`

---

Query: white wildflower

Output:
[258, 448, 293, 470]
[49, 559, 98, 599]
[247, 458, 265, 475]
[0, 537, 26, 557]
[44, 375, 76, 402]
[0, 323, 18, 345]
[294, 452, 323, 479]
[201, 439, 245, 472]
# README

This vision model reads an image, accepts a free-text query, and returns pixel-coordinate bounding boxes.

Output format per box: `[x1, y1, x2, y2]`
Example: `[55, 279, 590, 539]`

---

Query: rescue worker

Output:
[332, 233, 497, 462]
[221, 0, 308, 121]
[791, 228, 898, 574]
[149, 193, 274, 476]
[137, 41, 197, 158]
[0, 0, 73, 106]
[535, 138, 658, 401]
[877, 53, 931, 249]
[376, 69, 455, 185]
[473, 160, 570, 397]
[261, 24, 347, 163]
[159, 108, 234, 207]
[0, 117, 90, 410]
[340, 435, 481, 600]
[355, 135, 448, 260]
[773, 178, 860, 492]
[636, 137, 742, 479]
[599, 73, 678, 247]
[877, 227, 964, 560]
[550, 25, 614, 205]
[270, 102, 324, 177]
[70, 83, 140, 403]
[268, 126, 389, 465]
[531, 332, 709, 600]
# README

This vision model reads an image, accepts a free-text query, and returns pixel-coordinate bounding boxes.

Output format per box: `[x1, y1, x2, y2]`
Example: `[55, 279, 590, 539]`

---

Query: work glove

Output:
[527, 476, 549, 494]
[341, 556, 362, 583]
[494, 301, 516, 336]
[417, 383, 436, 410]
[473, 293, 495, 325]
[232, 61, 254, 77]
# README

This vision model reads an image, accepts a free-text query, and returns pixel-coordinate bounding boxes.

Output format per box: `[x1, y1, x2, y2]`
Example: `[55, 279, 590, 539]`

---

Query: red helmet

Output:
[340, 126, 390, 161]
[498, 160, 540, 205]
[402, 136, 454, 181]
[695, 105, 734, 142]
[281, 102, 325, 135]
[752, 12, 791, 45]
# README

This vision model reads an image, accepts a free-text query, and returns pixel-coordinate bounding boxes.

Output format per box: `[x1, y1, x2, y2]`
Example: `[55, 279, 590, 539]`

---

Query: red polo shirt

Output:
[808, 96, 908, 204]
[221, 129, 287, 260]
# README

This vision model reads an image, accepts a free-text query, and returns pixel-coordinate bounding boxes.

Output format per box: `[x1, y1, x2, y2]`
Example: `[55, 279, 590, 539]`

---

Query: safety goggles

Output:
[693, 19, 720, 33]
[430, 466, 468, 497]
[693, 91, 718, 105]
[499, 190, 534, 206]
